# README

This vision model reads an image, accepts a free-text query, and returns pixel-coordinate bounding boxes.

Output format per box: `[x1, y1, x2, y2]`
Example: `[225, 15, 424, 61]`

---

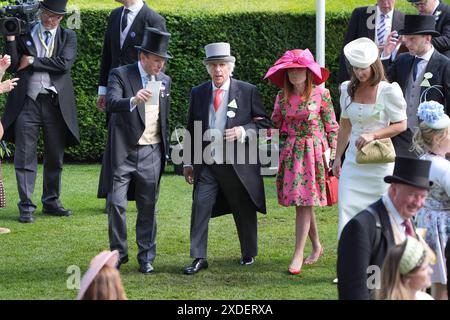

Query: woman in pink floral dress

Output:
[264, 49, 339, 274]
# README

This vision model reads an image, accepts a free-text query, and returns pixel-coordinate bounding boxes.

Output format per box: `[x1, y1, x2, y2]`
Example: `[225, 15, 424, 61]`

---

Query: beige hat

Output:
[76, 250, 119, 300]
[344, 37, 379, 69]
[0, 227, 10, 235]
[399, 236, 428, 275]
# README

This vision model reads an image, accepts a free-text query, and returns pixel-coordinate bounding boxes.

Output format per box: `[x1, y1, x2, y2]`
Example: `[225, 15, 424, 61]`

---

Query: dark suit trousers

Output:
[14, 95, 67, 213]
[190, 164, 258, 259]
[392, 129, 419, 158]
[108, 143, 161, 264]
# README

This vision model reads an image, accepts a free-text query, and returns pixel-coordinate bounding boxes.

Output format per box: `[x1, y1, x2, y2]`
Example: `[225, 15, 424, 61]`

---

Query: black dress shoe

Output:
[42, 207, 72, 217]
[19, 212, 35, 223]
[116, 256, 129, 270]
[239, 257, 255, 266]
[183, 258, 208, 275]
[139, 262, 154, 274]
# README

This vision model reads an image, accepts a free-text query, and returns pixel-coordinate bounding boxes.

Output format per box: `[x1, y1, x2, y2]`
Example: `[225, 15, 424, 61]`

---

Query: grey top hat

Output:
[203, 42, 236, 65]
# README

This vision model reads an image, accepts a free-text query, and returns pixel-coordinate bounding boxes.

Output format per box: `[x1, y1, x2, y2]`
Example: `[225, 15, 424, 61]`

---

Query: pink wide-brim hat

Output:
[76, 250, 119, 300]
[264, 49, 330, 88]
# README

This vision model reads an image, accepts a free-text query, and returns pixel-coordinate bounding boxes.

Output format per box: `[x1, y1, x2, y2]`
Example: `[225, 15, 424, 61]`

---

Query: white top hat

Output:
[344, 37, 379, 69]
[203, 42, 236, 64]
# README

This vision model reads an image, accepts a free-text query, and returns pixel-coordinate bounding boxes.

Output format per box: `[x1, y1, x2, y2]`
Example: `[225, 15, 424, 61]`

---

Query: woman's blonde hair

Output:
[375, 242, 428, 300]
[81, 266, 127, 300]
[346, 58, 386, 104]
[280, 68, 313, 104]
[411, 122, 449, 155]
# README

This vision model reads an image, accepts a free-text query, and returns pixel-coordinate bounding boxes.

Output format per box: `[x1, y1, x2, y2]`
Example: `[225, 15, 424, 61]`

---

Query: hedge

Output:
[0, 10, 351, 162]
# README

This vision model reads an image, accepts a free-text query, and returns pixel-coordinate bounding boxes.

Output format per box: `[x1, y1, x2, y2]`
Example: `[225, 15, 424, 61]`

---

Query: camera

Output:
[0, 0, 40, 36]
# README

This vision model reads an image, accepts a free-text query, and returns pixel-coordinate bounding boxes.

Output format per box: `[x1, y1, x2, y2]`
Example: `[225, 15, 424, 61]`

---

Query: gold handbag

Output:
[356, 138, 396, 164]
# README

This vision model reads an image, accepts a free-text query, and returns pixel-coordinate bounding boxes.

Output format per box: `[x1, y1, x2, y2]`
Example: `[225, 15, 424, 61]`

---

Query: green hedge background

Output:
[0, 8, 388, 161]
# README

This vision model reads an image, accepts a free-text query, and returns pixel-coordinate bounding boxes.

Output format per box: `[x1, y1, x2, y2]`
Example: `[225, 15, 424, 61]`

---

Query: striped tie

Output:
[377, 13, 386, 45]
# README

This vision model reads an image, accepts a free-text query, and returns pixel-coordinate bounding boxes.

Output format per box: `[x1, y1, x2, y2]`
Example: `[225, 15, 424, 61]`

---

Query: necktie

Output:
[412, 57, 424, 81]
[402, 219, 415, 237]
[144, 74, 152, 88]
[121, 8, 130, 32]
[214, 88, 223, 112]
[377, 13, 386, 45]
[44, 31, 51, 46]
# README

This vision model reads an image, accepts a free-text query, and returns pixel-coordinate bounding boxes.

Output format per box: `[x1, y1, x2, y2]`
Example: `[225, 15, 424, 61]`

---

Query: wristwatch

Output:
[27, 56, 34, 65]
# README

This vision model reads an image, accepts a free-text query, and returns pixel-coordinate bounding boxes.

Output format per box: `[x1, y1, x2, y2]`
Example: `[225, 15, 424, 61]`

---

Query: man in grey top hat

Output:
[182, 42, 271, 274]
[98, 27, 172, 274]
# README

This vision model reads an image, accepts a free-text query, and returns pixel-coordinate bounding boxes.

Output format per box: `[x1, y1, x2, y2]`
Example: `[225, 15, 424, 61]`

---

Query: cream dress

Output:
[338, 81, 407, 238]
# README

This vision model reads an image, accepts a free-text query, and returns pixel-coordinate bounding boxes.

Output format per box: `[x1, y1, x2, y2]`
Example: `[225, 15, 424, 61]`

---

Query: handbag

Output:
[323, 154, 338, 206]
[356, 138, 396, 164]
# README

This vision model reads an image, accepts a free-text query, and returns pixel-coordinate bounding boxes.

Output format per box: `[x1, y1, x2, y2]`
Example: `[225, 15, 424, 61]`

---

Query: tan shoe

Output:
[0, 227, 11, 234]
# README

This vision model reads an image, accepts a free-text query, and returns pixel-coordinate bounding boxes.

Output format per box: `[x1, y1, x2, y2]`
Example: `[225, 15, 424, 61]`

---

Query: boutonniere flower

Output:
[227, 99, 238, 118]
[372, 103, 385, 120]
[228, 99, 238, 109]
[421, 72, 433, 87]
[435, 11, 442, 20]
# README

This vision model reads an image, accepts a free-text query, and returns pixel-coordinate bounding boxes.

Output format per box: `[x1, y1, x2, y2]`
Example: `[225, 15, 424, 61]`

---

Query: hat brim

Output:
[384, 175, 432, 190]
[264, 64, 329, 88]
[203, 56, 236, 65]
[76, 250, 119, 300]
[135, 46, 172, 59]
[40, 3, 66, 15]
[398, 29, 441, 37]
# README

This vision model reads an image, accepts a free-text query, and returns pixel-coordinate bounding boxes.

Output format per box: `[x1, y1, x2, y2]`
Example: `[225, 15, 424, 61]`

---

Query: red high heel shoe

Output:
[288, 267, 302, 275]
[304, 246, 324, 265]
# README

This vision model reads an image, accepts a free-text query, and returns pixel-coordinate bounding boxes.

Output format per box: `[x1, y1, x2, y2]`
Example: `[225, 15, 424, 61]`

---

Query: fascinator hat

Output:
[400, 236, 428, 276]
[417, 101, 450, 129]
[264, 49, 330, 88]
[76, 250, 119, 300]
[343, 37, 379, 69]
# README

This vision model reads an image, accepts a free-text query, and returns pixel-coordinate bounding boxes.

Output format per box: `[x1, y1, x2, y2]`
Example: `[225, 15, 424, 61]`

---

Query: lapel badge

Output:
[26, 40, 32, 46]
[130, 32, 136, 38]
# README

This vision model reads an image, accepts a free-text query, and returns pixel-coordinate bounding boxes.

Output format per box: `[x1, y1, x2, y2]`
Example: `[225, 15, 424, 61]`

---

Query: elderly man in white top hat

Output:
[182, 42, 271, 274]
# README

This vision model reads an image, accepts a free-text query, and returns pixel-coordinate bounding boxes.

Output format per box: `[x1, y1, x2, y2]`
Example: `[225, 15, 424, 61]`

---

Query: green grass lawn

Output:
[0, 163, 339, 300]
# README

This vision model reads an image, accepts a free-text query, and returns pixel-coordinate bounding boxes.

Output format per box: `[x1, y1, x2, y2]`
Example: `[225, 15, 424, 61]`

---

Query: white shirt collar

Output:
[138, 61, 156, 80]
[125, 0, 144, 13]
[432, 1, 441, 15]
[376, 6, 393, 19]
[417, 47, 435, 62]
[212, 77, 231, 92]
[33, 22, 57, 37]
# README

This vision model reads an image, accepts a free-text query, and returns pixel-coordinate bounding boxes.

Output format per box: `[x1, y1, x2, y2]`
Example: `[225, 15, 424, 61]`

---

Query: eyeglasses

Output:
[411, 0, 428, 7]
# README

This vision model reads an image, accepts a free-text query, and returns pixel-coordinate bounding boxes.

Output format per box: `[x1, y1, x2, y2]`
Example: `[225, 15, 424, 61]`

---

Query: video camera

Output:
[0, 0, 40, 36]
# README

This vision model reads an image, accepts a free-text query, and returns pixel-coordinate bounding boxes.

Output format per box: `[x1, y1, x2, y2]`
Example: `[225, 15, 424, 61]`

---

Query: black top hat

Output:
[135, 27, 172, 59]
[40, 0, 68, 15]
[398, 15, 440, 37]
[384, 157, 433, 190]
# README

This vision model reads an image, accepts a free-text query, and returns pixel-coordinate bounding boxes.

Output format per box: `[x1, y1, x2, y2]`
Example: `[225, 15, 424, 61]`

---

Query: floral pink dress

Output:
[271, 86, 339, 207]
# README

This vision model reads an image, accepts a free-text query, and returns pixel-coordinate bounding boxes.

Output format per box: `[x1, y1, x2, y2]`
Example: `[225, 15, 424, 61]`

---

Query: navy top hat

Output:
[40, 0, 68, 15]
[384, 157, 433, 190]
[135, 27, 172, 59]
[398, 15, 440, 37]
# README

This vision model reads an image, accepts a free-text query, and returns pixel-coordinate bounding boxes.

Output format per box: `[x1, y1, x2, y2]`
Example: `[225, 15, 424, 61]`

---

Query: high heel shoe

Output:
[304, 246, 324, 265]
[288, 267, 302, 275]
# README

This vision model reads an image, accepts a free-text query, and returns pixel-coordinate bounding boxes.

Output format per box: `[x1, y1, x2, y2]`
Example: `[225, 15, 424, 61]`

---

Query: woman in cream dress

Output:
[332, 38, 407, 238]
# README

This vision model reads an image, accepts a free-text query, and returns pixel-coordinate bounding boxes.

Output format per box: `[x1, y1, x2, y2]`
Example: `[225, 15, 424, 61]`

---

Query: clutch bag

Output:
[356, 138, 396, 164]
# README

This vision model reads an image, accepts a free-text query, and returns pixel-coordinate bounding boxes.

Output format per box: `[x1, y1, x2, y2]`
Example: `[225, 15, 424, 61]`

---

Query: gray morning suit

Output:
[98, 62, 171, 263]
